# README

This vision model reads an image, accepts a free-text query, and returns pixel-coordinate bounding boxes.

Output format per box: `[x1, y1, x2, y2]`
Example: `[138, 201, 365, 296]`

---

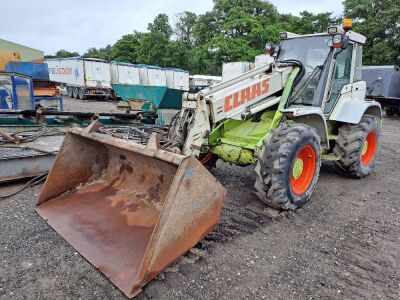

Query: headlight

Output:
[332, 34, 344, 48]
[332, 34, 342, 44]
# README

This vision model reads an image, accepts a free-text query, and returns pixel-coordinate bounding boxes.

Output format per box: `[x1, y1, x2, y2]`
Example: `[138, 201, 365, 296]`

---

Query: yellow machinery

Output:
[0, 51, 21, 71]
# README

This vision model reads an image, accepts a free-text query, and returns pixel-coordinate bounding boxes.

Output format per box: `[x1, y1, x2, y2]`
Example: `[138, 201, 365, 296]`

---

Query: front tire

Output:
[255, 123, 321, 210]
[199, 152, 219, 169]
[334, 115, 381, 178]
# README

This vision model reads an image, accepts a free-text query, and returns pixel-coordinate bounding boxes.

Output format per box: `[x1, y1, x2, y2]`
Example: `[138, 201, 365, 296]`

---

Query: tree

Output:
[83, 45, 113, 61]
[343, 0, 400, 65]
[111, 32, 142, 63]
[200, 0, 280, 65]
[148, 13, 173, 39]
[136, 32, 170, 66]
[193, 11, 220, 46]
[47, 0, 399, 76]
[174, 11, 198, 45]
[45, 49, 80, 59]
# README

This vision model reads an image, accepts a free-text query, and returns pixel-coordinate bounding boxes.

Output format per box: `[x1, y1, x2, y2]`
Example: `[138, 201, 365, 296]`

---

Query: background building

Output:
[0, 38, 44, 61]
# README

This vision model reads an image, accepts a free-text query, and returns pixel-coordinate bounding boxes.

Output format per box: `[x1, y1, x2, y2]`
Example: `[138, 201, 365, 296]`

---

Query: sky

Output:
[0, 0, 343, 55]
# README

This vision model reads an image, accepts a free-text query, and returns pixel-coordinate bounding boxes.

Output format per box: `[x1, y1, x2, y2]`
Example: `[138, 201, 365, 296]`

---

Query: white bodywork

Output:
[110, 63, 140, 85]
[46, 58, 112, 89]
[179, 63, 292, 156]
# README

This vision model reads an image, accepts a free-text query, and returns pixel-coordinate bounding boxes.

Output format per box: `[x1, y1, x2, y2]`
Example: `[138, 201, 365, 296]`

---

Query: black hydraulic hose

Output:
[167, 111, 181, 139]
[0, 174, 47, 200]
[277, 59, 306, 108]
[278, 59, 305, 87]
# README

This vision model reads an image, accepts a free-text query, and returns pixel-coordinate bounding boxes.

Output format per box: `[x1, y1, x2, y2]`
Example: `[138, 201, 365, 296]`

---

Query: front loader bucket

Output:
[36, 127, 227, 298]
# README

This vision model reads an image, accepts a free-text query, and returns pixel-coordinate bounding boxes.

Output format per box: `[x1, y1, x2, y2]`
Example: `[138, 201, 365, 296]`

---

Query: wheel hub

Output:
[292, 158, 304, 180]
[290, 145, 316, 196]
[362, 140, 368, 156]
[361, 131, 377, 167]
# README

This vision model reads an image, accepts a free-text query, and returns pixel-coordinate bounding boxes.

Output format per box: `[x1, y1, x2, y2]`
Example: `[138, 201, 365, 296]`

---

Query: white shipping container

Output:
[222, 62, 251, 82]
[46, 58, 112, 89]
[173, 71, 189, 91]
[165, 69, 174, 89]
[111, 63, 140, 85]
[147, 67, 167, 87]
[139, 67, 149, 85]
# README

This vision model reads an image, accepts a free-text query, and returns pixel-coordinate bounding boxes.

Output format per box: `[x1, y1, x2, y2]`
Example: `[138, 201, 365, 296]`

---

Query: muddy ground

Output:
[0, 99, 399, 299]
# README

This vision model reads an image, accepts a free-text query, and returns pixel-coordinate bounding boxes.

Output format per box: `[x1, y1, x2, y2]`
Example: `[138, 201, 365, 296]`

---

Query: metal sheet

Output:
[0, 135, 64, 182]
[0, 152, 54, 182]
[36, 128, 227, 298]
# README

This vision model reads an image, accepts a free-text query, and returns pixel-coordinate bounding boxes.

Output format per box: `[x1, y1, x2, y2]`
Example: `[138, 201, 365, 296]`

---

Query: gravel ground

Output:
[0, 101, 399, 299]
[63, 96, 118, 113]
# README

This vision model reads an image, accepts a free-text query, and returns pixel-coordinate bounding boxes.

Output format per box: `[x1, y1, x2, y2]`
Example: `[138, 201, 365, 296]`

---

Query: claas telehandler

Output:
[36, 20, 382, 297]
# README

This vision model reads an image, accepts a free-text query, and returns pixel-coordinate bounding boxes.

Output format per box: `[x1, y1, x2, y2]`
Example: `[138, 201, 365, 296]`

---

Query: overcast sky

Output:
[0, 0, 343, 55]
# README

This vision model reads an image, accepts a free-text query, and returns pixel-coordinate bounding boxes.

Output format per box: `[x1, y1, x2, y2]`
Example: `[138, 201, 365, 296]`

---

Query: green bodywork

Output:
[208, 67, 300, 166]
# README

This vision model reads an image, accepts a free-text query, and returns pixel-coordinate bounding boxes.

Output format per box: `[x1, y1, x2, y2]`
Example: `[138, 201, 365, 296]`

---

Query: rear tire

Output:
[255, 123, 321, 210]
[73, 87, 80, 99]
[67, 87, 73, 98]
[333, 115, 381, 178]
[385, 108, 395, 117]
[79, 88, 87, 100]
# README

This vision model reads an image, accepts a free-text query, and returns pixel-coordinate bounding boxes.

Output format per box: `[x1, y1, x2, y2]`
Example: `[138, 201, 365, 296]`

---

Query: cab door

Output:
[323, 43, 354, 114]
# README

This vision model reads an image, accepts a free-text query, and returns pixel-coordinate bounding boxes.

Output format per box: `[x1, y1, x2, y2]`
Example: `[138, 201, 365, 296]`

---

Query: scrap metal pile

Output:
[98, 124, 169, 145]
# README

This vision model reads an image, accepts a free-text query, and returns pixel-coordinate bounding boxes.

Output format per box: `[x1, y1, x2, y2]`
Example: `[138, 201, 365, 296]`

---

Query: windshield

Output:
[278, 35, 333, 106]
[278, 35, 331, 74]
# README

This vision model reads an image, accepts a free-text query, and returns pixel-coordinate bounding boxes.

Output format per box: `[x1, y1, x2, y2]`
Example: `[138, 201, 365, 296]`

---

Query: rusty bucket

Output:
[36, 126, 227, 298]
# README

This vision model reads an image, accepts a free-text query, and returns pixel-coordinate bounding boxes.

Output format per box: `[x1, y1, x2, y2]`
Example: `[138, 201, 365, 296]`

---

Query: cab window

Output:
[324, 44, 353, 113]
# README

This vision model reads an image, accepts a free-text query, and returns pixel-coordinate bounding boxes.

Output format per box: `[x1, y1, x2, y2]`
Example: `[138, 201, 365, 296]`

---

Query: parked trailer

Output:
[362, 65, 400, 116]
[46, 57, 113, 100]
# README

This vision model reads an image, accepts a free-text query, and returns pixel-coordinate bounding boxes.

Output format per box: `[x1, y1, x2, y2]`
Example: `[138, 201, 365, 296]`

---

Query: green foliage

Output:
[83, 45, 112, 61]
[343, 0, 400, 65]
[111, 33, 142, 63]
[136, 32, 170, 66]
[148, 13, 173, 39]
[48, 0, 399, 74]
[174, 11, 198, 45]
[45, 49, 79, 59]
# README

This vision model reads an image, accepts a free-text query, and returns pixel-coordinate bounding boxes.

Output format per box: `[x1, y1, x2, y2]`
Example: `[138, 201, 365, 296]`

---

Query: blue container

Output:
[0, 72, 35, 110]
[5, 62, 50, 81]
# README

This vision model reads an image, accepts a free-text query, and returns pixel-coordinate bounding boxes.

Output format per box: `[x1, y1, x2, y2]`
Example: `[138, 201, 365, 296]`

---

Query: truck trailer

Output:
[362, 65, 400, 116]
[46, 57, 113, 100]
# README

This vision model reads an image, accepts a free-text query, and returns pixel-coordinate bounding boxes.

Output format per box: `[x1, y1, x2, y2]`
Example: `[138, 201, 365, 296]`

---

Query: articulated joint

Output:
[183, 92, 205, 102]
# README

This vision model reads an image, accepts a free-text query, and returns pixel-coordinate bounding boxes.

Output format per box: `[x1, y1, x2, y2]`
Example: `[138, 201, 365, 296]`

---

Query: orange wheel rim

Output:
[200, 152, 214, 165]
[290, 145, 316, 196]
[361, 131, 377, 167]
